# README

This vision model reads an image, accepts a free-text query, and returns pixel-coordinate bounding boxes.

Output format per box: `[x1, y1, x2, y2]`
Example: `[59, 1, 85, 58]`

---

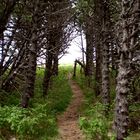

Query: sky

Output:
[59, 35, 86, 65]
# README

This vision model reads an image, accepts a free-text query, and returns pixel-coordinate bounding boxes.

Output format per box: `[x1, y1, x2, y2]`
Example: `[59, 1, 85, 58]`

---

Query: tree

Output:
[75, 0, 94, 87]
[21, 0, 41, 107]
[0, 0, 19, 37]
[43, 0, 72, 96]
[115, 0, 140, 139]
[101, 0, 111, 111]
[94, 0, 103, 96]
[84, 5, 94, 78]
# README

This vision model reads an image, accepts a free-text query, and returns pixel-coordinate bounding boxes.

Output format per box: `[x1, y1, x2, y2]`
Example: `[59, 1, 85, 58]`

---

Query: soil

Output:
[57, 77, 85, 140]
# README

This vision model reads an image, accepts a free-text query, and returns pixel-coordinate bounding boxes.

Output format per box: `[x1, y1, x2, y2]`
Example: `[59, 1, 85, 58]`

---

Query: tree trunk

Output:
[94, 0, 103, 96]
[0, 0, 19, 37]
[101, 0, 110, 111]
[53, 54, 59, 76]
[115, 0, 140, 139]
[43, 48, 53, 96]
[73, 60, 77, 78]
[85, 28, 94, 77]
[73, 59, 85, 78]
[21, 0, 39, 108]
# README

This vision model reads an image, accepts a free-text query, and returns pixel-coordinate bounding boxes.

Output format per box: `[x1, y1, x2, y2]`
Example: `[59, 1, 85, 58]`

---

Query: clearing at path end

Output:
[57, 79, 85, 140]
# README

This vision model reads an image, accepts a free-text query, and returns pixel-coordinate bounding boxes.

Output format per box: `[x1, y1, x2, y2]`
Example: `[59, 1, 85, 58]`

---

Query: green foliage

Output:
[79, 103, 113, 140]
[12, 1, 33, 23]
[126, 130, 140, 140]
[75, 67, 140, 139]
[0, 104, 57, 140]
[0, 1, 6, 17]
[45, 75, 72, 113]
[75, 0, 94, 26]
[34, 67, 72, 113]
[76, 0, 94, 14]
[73, 65, 95, 102]
[0, 90, 20, 106]
[0, 66, 72, 140]
[75, 68, 116, 140]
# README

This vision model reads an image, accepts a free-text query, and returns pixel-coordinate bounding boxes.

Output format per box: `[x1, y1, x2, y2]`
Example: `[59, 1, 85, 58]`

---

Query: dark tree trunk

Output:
[94, 0, 103, 96]
[73, 59, 85, 78]
[101, 0, 111, 111]
[1, 44, 25, 90]
[21, 0, 39, 108]
[73, 60, 77, 78]
[42, 0, 65, 96]
[53, 54, 59, 76]
[85, 28, 94, 77]
[0, 0, 19, 37]
[21, 32, 37, 107]
[43, 48, 53, 96]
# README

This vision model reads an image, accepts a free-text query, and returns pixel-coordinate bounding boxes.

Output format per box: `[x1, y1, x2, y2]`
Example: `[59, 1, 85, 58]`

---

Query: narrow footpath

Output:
[57, 77, 85, 140]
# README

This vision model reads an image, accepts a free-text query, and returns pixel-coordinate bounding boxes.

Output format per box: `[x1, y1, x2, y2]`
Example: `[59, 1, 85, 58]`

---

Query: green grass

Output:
[74, 67, 140, 140]
[126, 131, 140, 140]
[74, 68, 115, 140]
[0, 66, 72, 140]
[1, 65, 139, 139]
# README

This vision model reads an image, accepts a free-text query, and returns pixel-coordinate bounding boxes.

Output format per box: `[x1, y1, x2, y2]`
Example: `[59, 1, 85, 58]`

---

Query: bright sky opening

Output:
[59, 35, 86, 65]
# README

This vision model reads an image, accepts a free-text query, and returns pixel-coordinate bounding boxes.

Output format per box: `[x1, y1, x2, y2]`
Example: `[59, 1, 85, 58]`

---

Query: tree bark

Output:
[21, 0, 39, 108]
[85, 25, 94, 77]
[43, 48, 53, 96]
[101, 0, 110, 111]
[0, 0, 19, 37]
[94, 0, 103, 96]
[73, 59, 85, 78]
[115, 0, 140, 139]
[53, 54, 59, 76]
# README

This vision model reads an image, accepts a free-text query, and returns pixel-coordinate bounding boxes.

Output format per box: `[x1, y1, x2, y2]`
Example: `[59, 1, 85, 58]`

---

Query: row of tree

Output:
[0, 0, 140, 139]
[74, 0, 140, 139]
[0, 0, 74, 107]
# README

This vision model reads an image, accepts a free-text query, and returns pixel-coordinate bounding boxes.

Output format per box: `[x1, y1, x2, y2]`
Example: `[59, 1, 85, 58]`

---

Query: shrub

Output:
[0, 104, 57, 140]
[79, 103, 111, 140]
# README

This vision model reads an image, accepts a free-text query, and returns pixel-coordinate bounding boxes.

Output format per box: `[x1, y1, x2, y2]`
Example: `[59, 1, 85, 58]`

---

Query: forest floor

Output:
[57, 74, 85, 140]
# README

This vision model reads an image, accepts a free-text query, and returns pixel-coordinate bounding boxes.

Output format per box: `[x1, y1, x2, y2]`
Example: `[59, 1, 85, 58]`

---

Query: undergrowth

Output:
[74, 67, 116, 140]
[74, 66, 140, 140]
[0, 66, 72, 140]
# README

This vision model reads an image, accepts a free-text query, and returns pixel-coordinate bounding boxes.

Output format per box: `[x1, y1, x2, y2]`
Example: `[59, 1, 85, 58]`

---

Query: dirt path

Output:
[57, 78, 85, 140]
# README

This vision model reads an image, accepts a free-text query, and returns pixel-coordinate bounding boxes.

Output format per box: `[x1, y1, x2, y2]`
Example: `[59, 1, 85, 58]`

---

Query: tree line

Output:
[0, 0, 140, 139]
[0, 0, 74, 106]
